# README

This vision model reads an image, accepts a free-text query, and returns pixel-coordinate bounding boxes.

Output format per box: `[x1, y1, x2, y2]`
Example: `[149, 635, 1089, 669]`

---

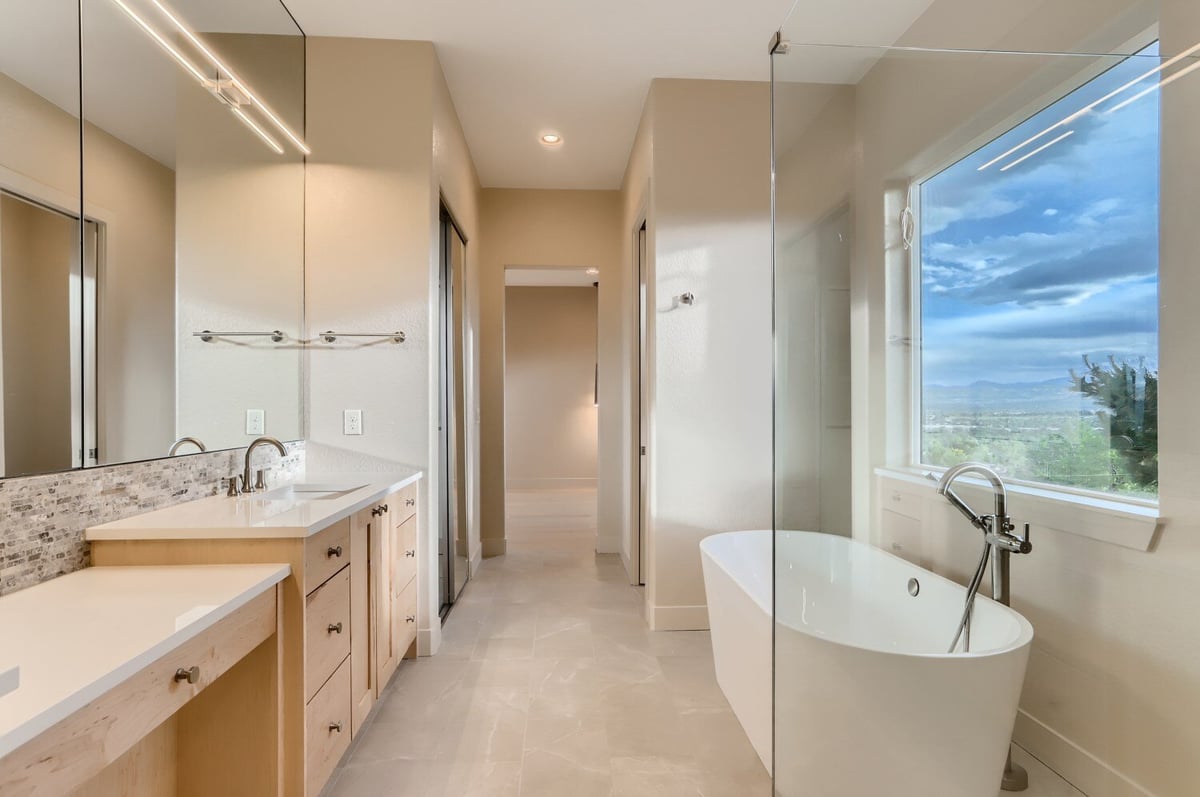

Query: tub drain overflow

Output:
[907, 578, 920, 597]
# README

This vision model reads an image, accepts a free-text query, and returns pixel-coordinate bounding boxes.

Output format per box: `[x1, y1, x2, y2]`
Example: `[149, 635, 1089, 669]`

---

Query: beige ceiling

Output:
[282, 0, 939, 190]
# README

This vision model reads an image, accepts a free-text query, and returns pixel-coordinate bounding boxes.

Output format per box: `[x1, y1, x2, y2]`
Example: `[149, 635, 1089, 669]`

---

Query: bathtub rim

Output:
[700, 528, 1035, 660]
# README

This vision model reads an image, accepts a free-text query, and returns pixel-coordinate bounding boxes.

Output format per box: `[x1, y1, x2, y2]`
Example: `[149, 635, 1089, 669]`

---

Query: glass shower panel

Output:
[771, 12, 1193, 793]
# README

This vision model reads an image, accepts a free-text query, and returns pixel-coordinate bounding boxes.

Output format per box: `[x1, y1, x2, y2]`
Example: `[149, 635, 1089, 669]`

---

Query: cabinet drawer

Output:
[305, 567, 351, 701]
[305, 519, 351, 594]
[396, 514, 418, 590]
[394, 481, 418, 523]
[397, 577, 418, 661]
[0, 589, 277, 797]
[305, 656, 352, 797]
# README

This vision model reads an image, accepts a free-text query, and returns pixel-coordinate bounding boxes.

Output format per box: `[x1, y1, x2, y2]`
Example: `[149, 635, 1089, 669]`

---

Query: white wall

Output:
[306, 38, 482, 655]
[633, 79, 774, 630]
[504, 286, 599, 488]
[837, 0, 1200, 792]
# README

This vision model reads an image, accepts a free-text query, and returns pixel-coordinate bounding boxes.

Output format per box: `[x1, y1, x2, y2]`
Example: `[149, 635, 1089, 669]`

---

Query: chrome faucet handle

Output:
[255, 469, 267, 491]
[986, 520, 1033, 554]
[225, 476, 242, 498]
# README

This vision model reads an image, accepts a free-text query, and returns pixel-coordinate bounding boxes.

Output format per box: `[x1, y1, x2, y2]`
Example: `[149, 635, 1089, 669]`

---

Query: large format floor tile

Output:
[327, 488, 1079, 797]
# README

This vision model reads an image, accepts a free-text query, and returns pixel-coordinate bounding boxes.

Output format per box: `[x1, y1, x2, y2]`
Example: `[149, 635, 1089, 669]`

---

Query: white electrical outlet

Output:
[246, 409, 265, 435]
[343, 409, 363, 436]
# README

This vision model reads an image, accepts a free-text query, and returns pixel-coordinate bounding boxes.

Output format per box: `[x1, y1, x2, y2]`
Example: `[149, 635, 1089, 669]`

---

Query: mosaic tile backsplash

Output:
[0, 442, 305, 595]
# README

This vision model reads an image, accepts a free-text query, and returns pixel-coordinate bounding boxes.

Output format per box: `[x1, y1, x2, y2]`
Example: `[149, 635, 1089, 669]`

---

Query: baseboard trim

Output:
[595, 534, 620, 555]
[648, 603, 709, 631]
[470, 546, 483, 576]
[481, 538, 507, 558]
[507, 477, 598, 490]
[1014, 711, 1153, 797]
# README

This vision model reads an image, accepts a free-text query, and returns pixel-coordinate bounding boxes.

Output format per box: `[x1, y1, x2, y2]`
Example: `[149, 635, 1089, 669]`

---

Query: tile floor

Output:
[327, 489, 770, 796]
[328, 488, 1084, 797]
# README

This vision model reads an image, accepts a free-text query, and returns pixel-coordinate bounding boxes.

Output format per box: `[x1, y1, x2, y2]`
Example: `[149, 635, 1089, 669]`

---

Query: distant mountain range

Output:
[924, 378, 1098, 414]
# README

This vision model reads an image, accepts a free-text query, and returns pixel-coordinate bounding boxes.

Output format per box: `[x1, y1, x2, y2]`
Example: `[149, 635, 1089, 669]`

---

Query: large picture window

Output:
[917, 43, 1160, 498]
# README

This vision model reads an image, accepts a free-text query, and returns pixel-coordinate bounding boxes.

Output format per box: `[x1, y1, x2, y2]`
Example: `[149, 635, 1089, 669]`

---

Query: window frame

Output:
[905, 34, 1162, 509]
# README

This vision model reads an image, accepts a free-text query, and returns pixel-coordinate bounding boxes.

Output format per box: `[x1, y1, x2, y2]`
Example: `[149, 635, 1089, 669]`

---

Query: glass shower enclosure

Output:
[770, 1, 1191, 793]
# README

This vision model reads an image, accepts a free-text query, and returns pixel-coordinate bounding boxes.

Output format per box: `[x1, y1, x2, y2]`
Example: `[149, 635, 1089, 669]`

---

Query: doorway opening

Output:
[438, 204, 470, 619]
[503, 267, 600, 551]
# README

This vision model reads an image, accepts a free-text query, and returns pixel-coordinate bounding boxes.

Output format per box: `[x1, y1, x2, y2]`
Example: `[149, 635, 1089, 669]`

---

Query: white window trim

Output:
[875, 466, 1158, 552]
[896, 32, 1163, 546]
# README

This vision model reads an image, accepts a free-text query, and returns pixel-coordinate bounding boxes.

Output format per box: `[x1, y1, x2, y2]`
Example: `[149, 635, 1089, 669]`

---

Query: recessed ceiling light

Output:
[540, 133, 563, 146]
[585, 268, 600, 276]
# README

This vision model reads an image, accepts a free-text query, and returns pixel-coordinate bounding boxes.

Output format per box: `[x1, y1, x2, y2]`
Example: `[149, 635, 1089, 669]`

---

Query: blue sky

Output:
[920, 44, 1161, 386]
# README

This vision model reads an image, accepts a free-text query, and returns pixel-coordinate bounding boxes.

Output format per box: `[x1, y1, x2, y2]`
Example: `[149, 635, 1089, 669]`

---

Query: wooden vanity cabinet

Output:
[89, 480, 421, 797]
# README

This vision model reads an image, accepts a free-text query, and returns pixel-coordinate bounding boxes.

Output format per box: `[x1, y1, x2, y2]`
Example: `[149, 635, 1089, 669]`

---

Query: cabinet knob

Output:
[406, 615, 416, 624]
[327, 622, 343, 635]
[382, 503, 389, 513]
[327, 545, 343, 558]
[405, 498, 415, 507]
[406, 550, 416, 558]
[329, 722, 343, 734]
[174, 666, 201, 685]
[371, 505, 385, 517]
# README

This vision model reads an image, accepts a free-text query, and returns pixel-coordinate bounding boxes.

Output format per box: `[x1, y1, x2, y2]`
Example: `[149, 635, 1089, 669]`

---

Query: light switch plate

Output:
[246, 409, 265, 436]
[343, 409, 363, 436]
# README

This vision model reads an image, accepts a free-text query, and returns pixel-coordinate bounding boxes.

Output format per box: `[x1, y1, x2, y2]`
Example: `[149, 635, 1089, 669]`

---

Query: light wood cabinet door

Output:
[369, 499, 399, 692]
[349, 507, 374, 735]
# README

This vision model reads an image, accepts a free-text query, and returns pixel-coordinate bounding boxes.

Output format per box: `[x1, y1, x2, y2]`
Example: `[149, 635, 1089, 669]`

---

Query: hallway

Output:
[327, 489, 771, 796]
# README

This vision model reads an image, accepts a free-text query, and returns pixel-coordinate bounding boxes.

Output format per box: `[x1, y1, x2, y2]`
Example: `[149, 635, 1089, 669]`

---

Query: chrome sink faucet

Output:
[936, 462, 1032, 792]
[242, 437, 288, 494]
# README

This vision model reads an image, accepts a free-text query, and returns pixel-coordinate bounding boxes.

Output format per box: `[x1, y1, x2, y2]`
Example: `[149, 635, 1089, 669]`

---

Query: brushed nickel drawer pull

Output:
[327, 622, 343, 635]
[327, 545, 343, 558]
[174, 666, 200, 684]
[329, 721, 343, 733]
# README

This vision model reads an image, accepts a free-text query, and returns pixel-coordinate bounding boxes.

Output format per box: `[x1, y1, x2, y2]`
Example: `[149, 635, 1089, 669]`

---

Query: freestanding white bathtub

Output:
[700, 529, 1033, 796]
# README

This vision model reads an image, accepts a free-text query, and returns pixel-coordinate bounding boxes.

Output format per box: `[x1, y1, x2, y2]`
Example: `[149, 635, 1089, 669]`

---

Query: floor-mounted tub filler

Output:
[700, 529, 1033, 797]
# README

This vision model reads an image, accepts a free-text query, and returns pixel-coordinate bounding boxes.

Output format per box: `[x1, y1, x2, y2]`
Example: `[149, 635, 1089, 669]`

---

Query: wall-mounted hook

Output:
[680, 292, 695, 306]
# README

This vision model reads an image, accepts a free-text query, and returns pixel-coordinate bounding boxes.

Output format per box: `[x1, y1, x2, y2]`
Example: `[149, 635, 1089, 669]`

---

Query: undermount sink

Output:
[262, 483, 366, 502]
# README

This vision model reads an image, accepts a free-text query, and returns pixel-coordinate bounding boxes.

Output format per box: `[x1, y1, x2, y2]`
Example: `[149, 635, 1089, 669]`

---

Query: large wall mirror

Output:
[0, 0, 305, 478]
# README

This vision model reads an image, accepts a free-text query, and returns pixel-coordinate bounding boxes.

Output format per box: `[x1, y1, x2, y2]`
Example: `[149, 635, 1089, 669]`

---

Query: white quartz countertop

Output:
[85, 469, 422, 541]
[0, 564, 289, 759]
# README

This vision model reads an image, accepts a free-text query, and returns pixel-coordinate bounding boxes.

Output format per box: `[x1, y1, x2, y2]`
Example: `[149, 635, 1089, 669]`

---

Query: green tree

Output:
[1070, 355, 1158, 490]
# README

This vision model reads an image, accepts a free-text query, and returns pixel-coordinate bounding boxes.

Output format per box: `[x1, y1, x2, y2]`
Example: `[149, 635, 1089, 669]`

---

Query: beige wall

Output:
[0, 71, 176, 468]
[477, 189, 622, 555]
[628, 79, 774, 629]
[0, 196, 74, 475]
[174, 34, 305, 455]
[504, 286, 598, 488]
[306, 38, 481, 654]
[830, 0, 1200, 792]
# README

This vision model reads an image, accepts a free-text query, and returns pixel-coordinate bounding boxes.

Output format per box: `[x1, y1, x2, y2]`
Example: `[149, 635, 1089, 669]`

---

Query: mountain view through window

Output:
[919, 43, 1160, 497]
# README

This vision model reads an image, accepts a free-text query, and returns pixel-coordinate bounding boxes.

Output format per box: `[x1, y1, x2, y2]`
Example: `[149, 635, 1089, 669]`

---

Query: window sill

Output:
[874, 466, 1159, 552]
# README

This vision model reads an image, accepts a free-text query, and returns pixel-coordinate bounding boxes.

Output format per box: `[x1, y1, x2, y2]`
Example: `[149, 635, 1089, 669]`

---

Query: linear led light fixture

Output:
[978, 40, 1200, 172]
[148, 0, 310, 155]
[109, 0, 208, 83]
[1105, 57, 1200, 114]
[231, 107, 284, 154]
[998, 130, 1074, 172]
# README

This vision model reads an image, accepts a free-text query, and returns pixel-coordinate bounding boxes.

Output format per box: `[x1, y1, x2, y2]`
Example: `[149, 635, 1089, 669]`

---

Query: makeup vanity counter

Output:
[85, 470, 424, 797]
[0, 564, 289, 796]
